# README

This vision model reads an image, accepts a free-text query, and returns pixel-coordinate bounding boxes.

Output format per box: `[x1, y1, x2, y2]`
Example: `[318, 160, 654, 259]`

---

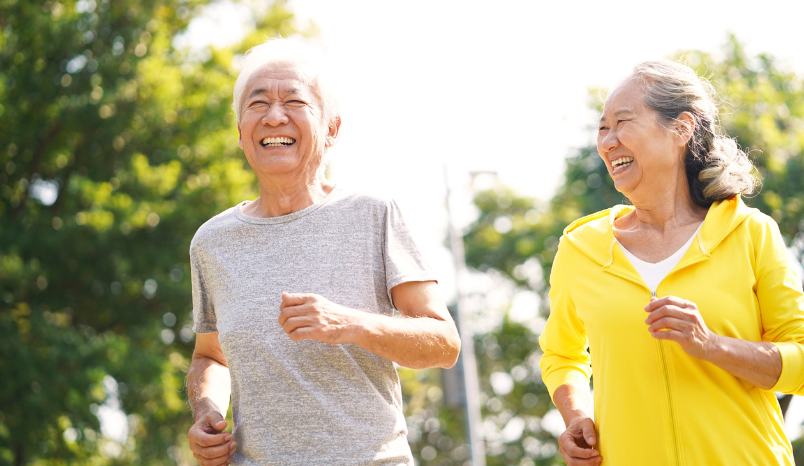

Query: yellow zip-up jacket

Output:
[539, 196, 804, 465]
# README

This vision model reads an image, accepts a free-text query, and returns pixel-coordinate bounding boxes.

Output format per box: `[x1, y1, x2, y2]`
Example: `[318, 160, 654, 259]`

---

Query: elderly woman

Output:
[539, 60, 804, 466]
[185, 39, 460, 466]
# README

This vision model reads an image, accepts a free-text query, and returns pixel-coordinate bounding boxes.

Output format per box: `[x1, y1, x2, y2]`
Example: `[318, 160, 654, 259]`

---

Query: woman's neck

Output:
[619, 177, 707, 233]
[629, 195, 706, 233]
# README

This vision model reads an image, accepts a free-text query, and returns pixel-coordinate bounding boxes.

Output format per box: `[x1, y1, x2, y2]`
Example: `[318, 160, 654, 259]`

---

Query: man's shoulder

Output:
[327, 187, 395, 217]
[190, 204, 241, 251]
[335, 186, 392, 206]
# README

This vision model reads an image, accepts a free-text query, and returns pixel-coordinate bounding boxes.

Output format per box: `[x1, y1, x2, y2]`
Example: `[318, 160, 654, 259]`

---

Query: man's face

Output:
[238, 61, 337, 181]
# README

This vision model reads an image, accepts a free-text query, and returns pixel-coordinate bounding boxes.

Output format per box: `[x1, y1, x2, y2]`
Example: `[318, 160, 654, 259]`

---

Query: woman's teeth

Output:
[260, 137, 295, 147]
[612, 156, 634, 169]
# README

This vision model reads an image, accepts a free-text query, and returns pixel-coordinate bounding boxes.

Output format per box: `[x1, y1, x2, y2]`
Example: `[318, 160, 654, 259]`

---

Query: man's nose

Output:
[262, 104, 289, 126]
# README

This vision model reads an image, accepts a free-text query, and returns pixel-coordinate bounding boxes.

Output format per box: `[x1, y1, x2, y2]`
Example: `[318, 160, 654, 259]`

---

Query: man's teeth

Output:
[612, 157, 634, 169]
[260, 137, 296, 146]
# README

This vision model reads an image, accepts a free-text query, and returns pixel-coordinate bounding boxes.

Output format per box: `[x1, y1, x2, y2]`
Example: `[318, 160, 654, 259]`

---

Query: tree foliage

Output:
[460, 36, 804, 465]
[0, 0, 297, 463]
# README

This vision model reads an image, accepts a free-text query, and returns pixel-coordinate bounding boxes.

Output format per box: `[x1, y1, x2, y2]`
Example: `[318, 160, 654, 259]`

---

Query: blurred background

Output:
[2, 0, 804, 464]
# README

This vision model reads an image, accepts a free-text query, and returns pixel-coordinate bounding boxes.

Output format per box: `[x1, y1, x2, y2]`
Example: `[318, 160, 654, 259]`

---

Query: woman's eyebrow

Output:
[600, 109, 635, 122]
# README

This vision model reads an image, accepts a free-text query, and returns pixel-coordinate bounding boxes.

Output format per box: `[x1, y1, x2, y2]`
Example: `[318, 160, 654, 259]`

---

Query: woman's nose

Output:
[598, 130, 618, 153]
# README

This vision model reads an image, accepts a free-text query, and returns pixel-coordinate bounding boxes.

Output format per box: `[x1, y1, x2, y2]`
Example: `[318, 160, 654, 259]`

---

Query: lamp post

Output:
[443, 166, 487, 466]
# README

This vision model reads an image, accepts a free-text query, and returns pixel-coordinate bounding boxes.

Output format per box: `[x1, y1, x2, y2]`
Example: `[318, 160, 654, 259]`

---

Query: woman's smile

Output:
[610, 156, 634, 174]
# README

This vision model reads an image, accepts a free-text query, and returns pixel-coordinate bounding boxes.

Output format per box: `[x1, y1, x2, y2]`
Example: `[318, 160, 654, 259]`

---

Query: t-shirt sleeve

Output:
[190, 240, 218, 334]
[383, 199, 438, 307]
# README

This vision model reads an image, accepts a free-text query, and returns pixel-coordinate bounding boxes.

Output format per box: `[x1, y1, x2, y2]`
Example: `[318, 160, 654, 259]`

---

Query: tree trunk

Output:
[13, 442, 24, 466]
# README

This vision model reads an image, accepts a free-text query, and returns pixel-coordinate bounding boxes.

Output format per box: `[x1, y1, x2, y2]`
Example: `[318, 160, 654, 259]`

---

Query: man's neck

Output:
[244, 178, 335, 218]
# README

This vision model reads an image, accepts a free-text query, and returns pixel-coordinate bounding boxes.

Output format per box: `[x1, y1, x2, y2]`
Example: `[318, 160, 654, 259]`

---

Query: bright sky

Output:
[173, 0, 804, 439]
[181, 0, 804, 288]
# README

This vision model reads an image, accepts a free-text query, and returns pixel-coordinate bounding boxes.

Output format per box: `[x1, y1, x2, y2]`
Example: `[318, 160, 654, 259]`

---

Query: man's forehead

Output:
[245, 61, 318, 95]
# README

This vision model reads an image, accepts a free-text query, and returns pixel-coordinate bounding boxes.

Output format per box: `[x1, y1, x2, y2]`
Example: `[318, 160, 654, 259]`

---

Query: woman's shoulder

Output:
[563, 205, 631, 239]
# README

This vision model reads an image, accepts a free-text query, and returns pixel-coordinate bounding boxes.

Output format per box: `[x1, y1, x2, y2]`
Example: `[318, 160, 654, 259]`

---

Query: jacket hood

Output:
[562, 195, 759, 268]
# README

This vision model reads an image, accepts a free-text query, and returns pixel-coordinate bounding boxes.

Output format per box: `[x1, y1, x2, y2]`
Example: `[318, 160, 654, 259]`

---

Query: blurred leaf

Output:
[0, 0, 299, 463]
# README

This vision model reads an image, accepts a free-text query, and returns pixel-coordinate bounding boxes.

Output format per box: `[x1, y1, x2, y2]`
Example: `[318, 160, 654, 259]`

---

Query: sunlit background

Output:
[177, 0, 804, 308]
[4, 0, 804, 464]
[179, 0, 804, 438]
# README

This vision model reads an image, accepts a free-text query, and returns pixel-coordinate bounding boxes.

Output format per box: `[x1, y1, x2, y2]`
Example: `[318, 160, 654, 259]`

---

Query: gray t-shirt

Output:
[190, 186, 435, 465]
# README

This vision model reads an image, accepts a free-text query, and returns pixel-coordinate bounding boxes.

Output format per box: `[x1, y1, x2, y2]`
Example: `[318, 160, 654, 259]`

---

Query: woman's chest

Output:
[573, 251, 761, 346]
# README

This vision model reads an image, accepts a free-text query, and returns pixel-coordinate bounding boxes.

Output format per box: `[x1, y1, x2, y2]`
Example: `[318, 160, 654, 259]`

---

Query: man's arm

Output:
[279, 280, 460, 369]
[187, 333, 236, 466]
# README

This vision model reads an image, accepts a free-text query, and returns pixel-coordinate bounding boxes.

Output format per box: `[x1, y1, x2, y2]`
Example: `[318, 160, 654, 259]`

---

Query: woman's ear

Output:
[674, 112, 695, 146]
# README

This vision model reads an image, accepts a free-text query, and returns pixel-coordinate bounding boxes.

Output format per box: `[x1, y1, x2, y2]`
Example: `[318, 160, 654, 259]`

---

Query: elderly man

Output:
[186, 39, 461, 466]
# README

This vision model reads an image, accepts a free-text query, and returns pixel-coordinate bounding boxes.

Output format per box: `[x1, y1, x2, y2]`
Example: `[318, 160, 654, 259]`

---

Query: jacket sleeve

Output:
[539, 237, 593, 401]
[753, 217, 804, 395]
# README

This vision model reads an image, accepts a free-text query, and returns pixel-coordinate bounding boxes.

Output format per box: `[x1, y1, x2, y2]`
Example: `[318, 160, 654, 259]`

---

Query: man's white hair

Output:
[232, 38, 340, 127]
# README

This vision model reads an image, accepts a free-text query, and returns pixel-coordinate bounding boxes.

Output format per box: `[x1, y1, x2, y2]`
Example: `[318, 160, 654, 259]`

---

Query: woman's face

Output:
[597, 80, 686, 200]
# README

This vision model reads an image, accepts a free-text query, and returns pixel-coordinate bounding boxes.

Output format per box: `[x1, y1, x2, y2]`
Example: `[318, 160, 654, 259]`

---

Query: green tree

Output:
[461, 36, 804, 465]
[0, 0, 297, 463]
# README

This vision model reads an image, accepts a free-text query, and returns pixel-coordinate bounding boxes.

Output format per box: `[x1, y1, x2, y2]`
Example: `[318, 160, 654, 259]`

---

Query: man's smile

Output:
[260, 137, 296, 147]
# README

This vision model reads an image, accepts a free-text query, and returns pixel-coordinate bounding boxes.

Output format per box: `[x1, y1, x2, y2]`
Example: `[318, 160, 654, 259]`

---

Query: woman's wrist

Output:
[566, 408, 593, 424]
[699, 332, 725, 363]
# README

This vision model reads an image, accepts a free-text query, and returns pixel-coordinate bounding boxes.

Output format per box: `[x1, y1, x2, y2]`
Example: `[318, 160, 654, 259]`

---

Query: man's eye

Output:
[249, 101, 268, 107]
[599, 126, 609, 131]
[286, 100, 306, 105]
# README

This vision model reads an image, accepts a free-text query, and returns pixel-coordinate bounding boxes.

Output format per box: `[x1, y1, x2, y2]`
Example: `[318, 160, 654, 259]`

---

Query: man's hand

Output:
[188, 412, 236, 466]
[279, 282, 459, 369]
[644, 296, 715, 360]
[557, 416, 601, 465]
[279, 292, 358, 343]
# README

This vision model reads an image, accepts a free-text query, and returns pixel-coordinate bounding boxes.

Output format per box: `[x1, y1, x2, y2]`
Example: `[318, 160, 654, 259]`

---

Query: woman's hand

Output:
[644, 296, 718, 359]
[558, 415, 602, 466]
[645, 295, 783, 388]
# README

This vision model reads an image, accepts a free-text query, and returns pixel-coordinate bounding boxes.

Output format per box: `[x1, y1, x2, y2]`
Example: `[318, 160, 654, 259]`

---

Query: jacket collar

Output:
[562, 195, 759, 274]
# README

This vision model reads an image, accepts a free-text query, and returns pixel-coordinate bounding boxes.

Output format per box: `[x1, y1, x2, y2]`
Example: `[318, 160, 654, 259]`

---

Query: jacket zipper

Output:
[653, 290, 682, 466]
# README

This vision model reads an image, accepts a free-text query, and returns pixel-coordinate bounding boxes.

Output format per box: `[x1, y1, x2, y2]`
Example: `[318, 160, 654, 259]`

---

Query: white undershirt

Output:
[616, 223, 703, 293]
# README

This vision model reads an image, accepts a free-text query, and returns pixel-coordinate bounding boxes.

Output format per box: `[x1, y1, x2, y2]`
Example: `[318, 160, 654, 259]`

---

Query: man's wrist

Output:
[192, 397, 224, 422]
[341, 308, 377, 345]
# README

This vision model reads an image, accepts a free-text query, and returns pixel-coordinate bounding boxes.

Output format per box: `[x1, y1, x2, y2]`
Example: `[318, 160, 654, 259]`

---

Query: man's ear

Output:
[237, 124, 243, 150]
[325, 116, 341, 148]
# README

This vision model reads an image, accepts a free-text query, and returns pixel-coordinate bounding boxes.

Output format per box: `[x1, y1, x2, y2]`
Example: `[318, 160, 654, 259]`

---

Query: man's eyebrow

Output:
[247, 88, 268, 99]
[281, 88, 303, 97]
[246, 87, 304, 100]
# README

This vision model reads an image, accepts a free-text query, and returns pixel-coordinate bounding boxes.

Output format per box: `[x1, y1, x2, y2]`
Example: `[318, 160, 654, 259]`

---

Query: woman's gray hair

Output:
[629, 59, 758, 207]
[232, 38, 340, 127]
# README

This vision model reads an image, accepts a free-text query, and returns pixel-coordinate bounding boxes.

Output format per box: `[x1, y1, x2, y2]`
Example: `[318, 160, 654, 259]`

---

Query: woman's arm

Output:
[644, 296, 782, 389]
[277, 280, 461, 369]
[539, 241, 600, 465]
[552, 384, 602, 466]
